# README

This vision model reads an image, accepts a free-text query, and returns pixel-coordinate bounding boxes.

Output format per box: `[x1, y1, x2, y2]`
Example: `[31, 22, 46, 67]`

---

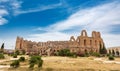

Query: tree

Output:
[1, 43, 4, 50]
[10, 60, 20, 68]
[102, 43, 107, 54]
[0, 43, 4, 53]
[99, 43, 107, 54]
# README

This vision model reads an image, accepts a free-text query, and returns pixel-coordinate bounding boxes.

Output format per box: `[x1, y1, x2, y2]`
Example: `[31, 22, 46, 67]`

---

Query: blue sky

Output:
[0, 0, 120, 49]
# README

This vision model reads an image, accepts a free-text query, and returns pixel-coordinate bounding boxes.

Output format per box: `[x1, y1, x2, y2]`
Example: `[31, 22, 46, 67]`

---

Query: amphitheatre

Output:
[0, 30, 120, 71]
[15, 30, 105, 55]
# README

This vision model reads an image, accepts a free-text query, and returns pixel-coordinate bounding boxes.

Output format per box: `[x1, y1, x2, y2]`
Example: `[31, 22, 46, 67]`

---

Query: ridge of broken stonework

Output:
[15, 30, 104, 56]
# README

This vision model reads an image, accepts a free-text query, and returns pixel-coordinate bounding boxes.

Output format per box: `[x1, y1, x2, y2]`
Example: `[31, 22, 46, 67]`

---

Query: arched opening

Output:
[99, 41, 102, 48]
[83, 32, 86, 36]
[90, 40, 92, 46]
[70, 36, 75, 42]
[95, 40, 97, 46]
[20, 42, 22, 49]
[76, 37, 80, 45]
[85, 49, 87, 53]
[78, 39, 80, 45]
[84, 39, 86, 47]
[81, 30, 87, 36]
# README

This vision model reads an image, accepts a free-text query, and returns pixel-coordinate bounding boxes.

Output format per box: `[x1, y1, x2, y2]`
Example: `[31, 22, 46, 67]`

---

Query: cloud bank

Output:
[28, 1, 120, 48]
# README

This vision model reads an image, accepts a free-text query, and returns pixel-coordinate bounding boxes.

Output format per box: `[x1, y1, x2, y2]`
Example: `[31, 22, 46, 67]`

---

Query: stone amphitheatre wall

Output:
[15, 30, 105, 55]
[107, 47, 120, 56]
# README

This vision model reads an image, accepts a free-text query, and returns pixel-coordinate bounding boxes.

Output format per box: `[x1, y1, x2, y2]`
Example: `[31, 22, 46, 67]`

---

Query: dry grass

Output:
[0, 55, 120, 71]
[42, 56, 120, 71]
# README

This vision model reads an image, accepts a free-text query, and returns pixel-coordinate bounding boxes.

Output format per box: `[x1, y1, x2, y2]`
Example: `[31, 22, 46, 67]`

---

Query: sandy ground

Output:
[0, 55, 120, 71]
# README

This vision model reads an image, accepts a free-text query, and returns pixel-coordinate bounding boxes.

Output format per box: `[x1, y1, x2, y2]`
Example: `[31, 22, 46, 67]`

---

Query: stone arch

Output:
[84, 39, 86, 47]
[70, 36, 75, 42]
[76, 36, 80, 45]
[92, 31, 96, 38]
[76, 36, 80, 42]
[81, 30, 87, 36]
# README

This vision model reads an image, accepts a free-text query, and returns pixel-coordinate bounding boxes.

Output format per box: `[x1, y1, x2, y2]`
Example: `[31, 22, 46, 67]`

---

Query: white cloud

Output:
[14, 3, 62, 15]
[0, 0, 9, 2]
[0, 0, 22, 25]
[0, 16, 8, 25]
[44, 2, 120, 32]
[11, 0, 22, 9]
[0, 9, 8, 16]
[0, 9, 8, 25]
[29, 1, 120, 48]
[103, 34, 120, 47]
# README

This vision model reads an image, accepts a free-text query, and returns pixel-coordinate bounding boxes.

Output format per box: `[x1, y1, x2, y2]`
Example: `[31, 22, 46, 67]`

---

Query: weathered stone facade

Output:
[107, 47, 120, 56]
[15, 30, 105, 56]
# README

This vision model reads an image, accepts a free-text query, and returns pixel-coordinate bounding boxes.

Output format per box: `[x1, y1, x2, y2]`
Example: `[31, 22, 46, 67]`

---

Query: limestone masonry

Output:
[15, 30, 105, 55]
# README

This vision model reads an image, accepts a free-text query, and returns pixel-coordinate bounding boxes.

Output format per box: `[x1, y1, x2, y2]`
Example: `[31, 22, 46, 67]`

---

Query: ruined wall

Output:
[107, 47, 120, 56]
[15, 30, 105, 55]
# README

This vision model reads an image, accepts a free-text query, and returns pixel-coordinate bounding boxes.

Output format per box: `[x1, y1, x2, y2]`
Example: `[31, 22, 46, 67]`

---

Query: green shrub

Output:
[57, 49, 70, 56]
[0, 53, 5, 59]
[13, 54, 17, 58]
[29, 55, 43, 68]
[38, 60, 43, 68]
[19, 57, 25, 62]
[107, 54, 110, 56]
[29, 63, 34, 68]
[10, 60, 20, 68]
[15, 50, 20, 55]
[22, 50, 26, 55]
[8, 53, 14, 56]
[109, 55, 114, 60]
[69, 53, 77, 58]
[92, 52, 100, 57]
[57, 49, 77, 57]
[85, 52, 90, 57]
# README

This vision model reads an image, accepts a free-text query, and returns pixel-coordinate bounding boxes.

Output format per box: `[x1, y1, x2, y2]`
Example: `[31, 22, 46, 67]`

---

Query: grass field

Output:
[0, 55, 120, 71]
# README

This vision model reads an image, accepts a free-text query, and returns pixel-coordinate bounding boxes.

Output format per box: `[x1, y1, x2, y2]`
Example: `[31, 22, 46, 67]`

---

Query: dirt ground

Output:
[0, 55, 120, 71]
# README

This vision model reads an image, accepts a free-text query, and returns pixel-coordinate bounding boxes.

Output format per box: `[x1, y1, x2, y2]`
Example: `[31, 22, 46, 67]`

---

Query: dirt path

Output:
[94, 58, 120, 64]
